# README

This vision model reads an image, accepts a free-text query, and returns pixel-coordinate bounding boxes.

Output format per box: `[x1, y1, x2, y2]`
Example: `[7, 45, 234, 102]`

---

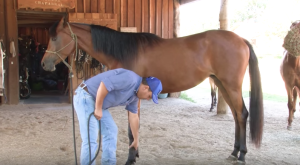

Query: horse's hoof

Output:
[287, 125, 292, 130]
[125, 162, 135, 165]
[235, 160, 246, 165]
[226, 155, 237, 161]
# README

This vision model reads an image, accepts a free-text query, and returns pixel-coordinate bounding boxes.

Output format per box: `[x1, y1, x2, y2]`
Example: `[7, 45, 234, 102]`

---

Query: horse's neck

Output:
[71, 24, 120, 69]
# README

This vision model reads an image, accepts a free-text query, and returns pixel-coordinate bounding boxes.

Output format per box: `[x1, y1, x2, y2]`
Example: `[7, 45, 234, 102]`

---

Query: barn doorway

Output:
[17, 11, 69, 104]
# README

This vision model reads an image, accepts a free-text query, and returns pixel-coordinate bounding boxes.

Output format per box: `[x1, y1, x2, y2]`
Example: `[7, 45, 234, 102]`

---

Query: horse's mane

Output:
[49, 21, 163, 65]
[49, 21, 59, 38]
[90, 25, 163, 64]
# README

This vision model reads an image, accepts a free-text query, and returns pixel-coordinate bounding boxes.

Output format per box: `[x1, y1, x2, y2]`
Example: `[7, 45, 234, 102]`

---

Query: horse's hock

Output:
[283, 21, 300, 57]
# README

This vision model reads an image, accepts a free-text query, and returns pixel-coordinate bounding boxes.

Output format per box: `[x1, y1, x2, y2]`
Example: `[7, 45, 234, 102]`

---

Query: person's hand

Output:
[129, 139, 139, 150]
[94, 108, 103, 120]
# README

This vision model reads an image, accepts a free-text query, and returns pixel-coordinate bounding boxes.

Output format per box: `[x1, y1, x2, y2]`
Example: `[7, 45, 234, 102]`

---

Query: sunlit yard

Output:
[178, 0, 300, 104]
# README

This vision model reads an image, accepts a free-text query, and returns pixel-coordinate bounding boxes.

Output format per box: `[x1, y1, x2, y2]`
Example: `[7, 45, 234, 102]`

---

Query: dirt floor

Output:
[1, 96, 300, 165]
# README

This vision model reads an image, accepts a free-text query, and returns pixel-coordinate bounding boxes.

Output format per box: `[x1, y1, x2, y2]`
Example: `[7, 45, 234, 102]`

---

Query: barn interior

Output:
[17, 11, 69, 104]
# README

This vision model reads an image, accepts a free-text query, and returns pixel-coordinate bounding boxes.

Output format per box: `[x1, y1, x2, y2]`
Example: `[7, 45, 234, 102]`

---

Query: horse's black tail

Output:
[244, 39, 264, 148]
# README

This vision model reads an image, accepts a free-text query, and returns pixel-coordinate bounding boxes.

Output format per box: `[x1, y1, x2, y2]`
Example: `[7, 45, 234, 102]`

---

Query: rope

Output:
[87, 112, 102, 165]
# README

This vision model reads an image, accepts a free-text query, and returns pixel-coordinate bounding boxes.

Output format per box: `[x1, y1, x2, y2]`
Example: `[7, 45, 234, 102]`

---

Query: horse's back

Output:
[141, 30, 251, 92]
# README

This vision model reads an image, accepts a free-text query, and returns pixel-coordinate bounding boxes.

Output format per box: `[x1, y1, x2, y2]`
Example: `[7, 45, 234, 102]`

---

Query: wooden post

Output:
[217, 0, 229, 114]
[0, 0, 5, 105]
[169, 0, 181, 98]
[4, 0, 19, 104]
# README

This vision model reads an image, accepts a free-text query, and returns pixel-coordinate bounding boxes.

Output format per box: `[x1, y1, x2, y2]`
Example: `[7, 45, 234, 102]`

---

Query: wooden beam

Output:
[18, 20, 58, 25]
[17, 10, 67, 15]
[217, 0, 229, 114]
[0, 0, 5, 104]
[4, 0, 19, 104]
[173, 0, 180, 38]
[168, 0, 173, 38]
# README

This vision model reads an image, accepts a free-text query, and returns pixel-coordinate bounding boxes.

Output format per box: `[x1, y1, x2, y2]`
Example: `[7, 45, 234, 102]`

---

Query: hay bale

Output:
[283, 22, 300, 57]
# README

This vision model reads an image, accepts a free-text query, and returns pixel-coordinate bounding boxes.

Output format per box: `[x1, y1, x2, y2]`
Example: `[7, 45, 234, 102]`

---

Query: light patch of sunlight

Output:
[178, 0, 299, 102]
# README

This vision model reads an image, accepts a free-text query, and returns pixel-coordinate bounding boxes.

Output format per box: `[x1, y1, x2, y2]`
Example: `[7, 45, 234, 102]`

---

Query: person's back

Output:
[84, 68, 142, 113]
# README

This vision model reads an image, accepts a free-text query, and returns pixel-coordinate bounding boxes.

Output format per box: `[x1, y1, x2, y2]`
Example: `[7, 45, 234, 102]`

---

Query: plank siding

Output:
[134, 0, 141, 32]
[120, 0, 128, 27]
[142, 0, 149, 32]
[16, 0, 175, 38]
[114, 0, 121, 29]
[77, 0, 83, 12]
[127, 0, 135, 27]
[149, 0, 156, 34]
[162, 0, 168, 38]
[91, 0, 98, 13]
[155, 0, 162, 36]
[105, 0, 113, 13]
[99, 0, 105, 13]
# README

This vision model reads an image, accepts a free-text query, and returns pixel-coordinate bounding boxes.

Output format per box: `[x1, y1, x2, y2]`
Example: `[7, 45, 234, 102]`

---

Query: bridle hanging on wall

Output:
[75, 49, 104, 80]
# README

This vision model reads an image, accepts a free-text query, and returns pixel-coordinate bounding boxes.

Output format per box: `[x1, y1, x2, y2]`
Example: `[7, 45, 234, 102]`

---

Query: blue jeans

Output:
[73, 86, 118, 165]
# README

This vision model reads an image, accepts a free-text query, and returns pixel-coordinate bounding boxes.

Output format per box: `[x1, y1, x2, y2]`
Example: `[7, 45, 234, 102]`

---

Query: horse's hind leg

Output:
[209, 77, 217, 112]
[211, 76, 248, 163]
[210, 76, 243, 161]
[292, 87, 297, 119]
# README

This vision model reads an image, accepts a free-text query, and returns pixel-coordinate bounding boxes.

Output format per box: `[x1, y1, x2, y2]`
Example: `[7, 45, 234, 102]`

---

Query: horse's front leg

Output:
[126, 123, 139, 165]
[285, 84, 294, 130]
[125, 100, 140, 165]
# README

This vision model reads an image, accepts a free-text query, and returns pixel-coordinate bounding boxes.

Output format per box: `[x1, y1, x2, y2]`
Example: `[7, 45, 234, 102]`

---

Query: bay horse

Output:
[280, 21, 300, 130]
[280, 51, 300, 130]
[41, 17, 264, 164]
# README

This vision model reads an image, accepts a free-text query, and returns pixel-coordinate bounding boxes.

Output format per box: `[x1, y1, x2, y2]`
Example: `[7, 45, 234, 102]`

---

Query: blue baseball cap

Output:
[146, 77, 162, 104]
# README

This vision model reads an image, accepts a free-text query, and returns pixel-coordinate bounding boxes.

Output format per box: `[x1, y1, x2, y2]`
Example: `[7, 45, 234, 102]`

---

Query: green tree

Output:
[230, 0, 268, 27]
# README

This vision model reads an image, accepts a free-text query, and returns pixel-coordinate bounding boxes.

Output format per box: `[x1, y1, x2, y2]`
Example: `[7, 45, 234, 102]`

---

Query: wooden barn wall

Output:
[17, 0, 174, 39]
[3, 0, 176, 104]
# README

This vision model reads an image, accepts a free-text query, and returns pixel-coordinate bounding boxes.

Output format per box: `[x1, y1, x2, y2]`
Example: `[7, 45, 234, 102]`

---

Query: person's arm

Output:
[94, 82, 108, 120]
[128, 111, 139, 150]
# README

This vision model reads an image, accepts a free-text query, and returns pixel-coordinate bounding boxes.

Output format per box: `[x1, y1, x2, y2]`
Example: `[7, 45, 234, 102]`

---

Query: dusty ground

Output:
[1, 95, 300, 165]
